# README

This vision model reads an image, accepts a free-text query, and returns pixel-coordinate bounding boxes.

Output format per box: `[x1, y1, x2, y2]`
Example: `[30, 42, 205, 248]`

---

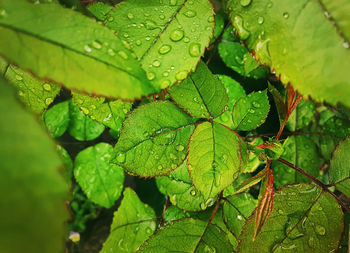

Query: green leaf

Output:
[68, 100, 105, 141]
[212, 9, 225, 42]
[72, 92, 132, 133]
[104, 0, 214, 89]
[0, 78, 68, 253]
[114, 101, 195, 177]
[156, 160, 217, 211]
[188, 122, 248, 199]
[268, 82, 287, 127]
[43, 100, 70, 138]
[163, 206, 190, 223]
[101, 188, 156, 253]
[215, 75, 246, 128]
[322, 116, 350, 139]
[286, 99, 316, 131]
[168, 61, 228, 119]
[232, 90, 270, 131]
[56, 145, 73, 186]
[4, 65, 60, 113]
[272, 136, 321, 188]
[329, 136, 350, 198]
[87, 2, 112, 21]
[234, 169, 267, 195]
[74, 143, 124, 208]
[222, 193, 257, 237]
[0, 0, 154, 99]
[237, 184, 344, 253]
[218, 26, 267, 79]
[140, 218, 234, 252]
[227, 0, 350, 107]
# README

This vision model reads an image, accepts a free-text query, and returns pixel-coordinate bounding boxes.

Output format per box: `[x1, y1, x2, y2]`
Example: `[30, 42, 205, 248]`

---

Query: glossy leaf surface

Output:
[188, 122, 248, 199]
[227, 0, 350, 107]
[0, 0, 154, 99]
[101, 188, 156, 252]
[105, 0, 214, 90]
[74, 143, 124, 208]
[168, 61, 228, 119]
[114, 101, 195, 177]
[44, 101, 70, 138]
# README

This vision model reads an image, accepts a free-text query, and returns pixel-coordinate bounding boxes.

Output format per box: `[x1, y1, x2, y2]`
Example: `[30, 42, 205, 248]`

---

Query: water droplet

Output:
[189, 43, 201, 57]
[175, 71, 187, 81]
[176, 144, 184, 151]
[169, 153, 177, 160]
[146, 227, 153, 234]
[170, 0, 177, 6]
[170, 194, 177, 205]
[123, 108, 128, 114]
[107, 16, 114, 22]
[92, 40, 102, 49]
[170, 29, 184, 42]
[159, 14, 165, 20]
[116, 153, 126, 163]
[160, 79, 171, 89]
[147, 71, 155, 81]
[145, 20, 158, 30]
[252, 101, 260, 108]
[153, 60, 161, 67]
[240, 0, 251, 7]
[233, 15, 250, 40]
[248, 108, 255, 113]
[200, 202, 207, 210]
[315, 225, 326, 235]
[159, 44, 172, 54]
[107, 48, 116, 56]
[258, 16, 264, 24]
[237, 215, 243, 220]
[80, 107, 89, 115]
[190, 190, 196, 196]
[45, 97, 53, 105]
[267, 1, 273, 8]
[84, 45, 92, 53]
[206, 198, 214, 207]
[204, 245, 216, 253]
[283, 12, 289, 19]
[278, 209, 284, 214]
[207, 16, 214, 22]
[0, 9, 7, 18]
[157, 165, 163, 170]
[343, 41, 349, 49]
[43, 83, 51, 91]
[18, 90, 25, 97]
[127, 13, 134, 19]
[184, 10, 196, 18]
[15, 75, 23, 81]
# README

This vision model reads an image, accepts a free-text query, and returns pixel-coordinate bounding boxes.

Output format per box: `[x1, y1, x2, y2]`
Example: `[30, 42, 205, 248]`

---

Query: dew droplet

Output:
[15, 74, 23, 81]
[92, 40, 102, 49]
[0, 9, 7, 18]
[258, 16, 264, 24]
[237, 215, 243, 220]
[147, 71, 155, 81]
[157, 165, 163, 170]
[283, 12, 289, 19]
[159, 14, 165, 20]
[189, 43, 201, 57]
[18, 90, 25, 97]
[107, 16, 114, 22]
[207, 16, 214, 22]
[204, 245, 216, 253]
[146, 227, 153, 234]
[81, 107, 89, 115]
[108, 48, 116, 56]
[175, 71, 187, 81]
[45, 97, 53, 105]
[116, 153, 126, 163]
[170, 29, 184, 41]
[184, 10, 196, 18]
[160, 79, 171, 89]
[240, 0, 251, 7]
[170, 194, 177, 205]
[200, 202, 207, 210]
[159, 44, 172, 54]
[233, 15, 250, 40]
[84, 45, 92, 53]
[343, 41, 349, 49]
[170, 0, 177, 6]
[127, 13, 134, 19]
[43, 83, 51, 91]
[278, 209, 284, 214]
[315, 225, 326, 235]
[190, 189, 196, 196]
[176, 144, 184, 151]
[152, 60, 161, 67]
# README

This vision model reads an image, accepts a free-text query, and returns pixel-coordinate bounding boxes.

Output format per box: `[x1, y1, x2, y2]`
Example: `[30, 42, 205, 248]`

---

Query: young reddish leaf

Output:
[253, 166, 274, 240]
[234, 169, 267, 195]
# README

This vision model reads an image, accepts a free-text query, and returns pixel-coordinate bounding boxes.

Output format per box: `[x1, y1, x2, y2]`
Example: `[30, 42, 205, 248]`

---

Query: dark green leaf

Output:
[101, 188, 156, 253]
[0, 78, 68, 253]
[43, 101, 70, 138]
[268, 82, 287, 127]
[168, 61, 228, 119]
[163, 206, 190, 223]
[227, 0, 350, 107]
[188, 122, 248, 199]
[232, 90, 270, 131]
[0, 0, 154, 99]
[322, 116, 350, 139]
[74, 143, 124, 208]
[156, 160, 217, 211]
[114, 101, 195, 177]
[87, 2, 112, 21]
[105, 0, 215, 89]
[140, 218, 233, 252]
[57, 145, 73, 186]
[286, 99, 316, 131]
[238, 184, 344, 253]
[329, 136, 350, 198]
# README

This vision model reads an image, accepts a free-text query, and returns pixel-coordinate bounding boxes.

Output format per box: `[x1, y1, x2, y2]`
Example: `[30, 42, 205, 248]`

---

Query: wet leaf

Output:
[101, 188, 156, 253]
[188, 122, 248, 199]
[227, 0, 350, 107]
[114, 101, 195, 177]
[0, 0, 153, 99]
[238, 184, 344, 253]
[104, 0, 214, 90]
[87, 2, 112, 21]
[286, 99, 316, 131]
[74, 143, 124, 208]
[168, 61, 228, 119]
[43, 101, 70, 138]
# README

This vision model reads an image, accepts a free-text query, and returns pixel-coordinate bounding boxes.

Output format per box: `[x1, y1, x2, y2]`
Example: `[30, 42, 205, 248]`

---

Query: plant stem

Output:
[277, 158, 350, 212]
[244, 131, 328, 140]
